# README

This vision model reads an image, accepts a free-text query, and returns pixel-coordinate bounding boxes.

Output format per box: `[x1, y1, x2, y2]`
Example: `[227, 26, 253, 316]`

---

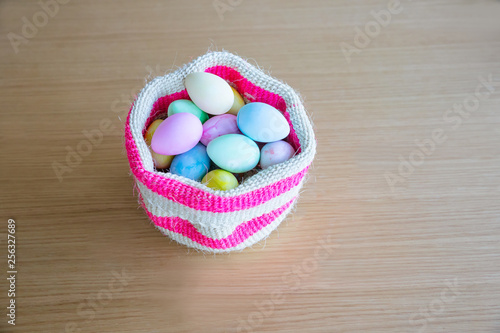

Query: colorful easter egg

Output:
[207, 134, 260, 173]
[202, 169, 239, 191]
[260, 140, 295, 169]
[167, 99, 209, 124]
[227, 86, 245, 116]
[144, 119, 163, 146]
[150, 148, 174, 169]
[151, 113, 202, 155]
[200, 114, 241, 146]
[144, 119, 174, 169]
[184, 72, 234, 115]
[237, 102, 290, 142]
[170, 143, 211, 181]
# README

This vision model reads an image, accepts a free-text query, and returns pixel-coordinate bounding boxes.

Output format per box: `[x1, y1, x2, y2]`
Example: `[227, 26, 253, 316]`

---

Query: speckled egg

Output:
[170, 143, 211, 181]
[151, 112, 202, 155]
[260, 140, 296, 169]
[202, 169, 239, 191]
[184, 72, 234, 115]
[237, 102, 290, 142]
[207, 134, 260, 173]
[200, 114, 241, 146]
[167, 99, 209, 124]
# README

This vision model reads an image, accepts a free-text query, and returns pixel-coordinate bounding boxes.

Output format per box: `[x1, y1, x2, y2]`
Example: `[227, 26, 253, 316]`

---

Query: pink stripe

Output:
[143, 197, 294, 249]
[125, 66, 310, 213]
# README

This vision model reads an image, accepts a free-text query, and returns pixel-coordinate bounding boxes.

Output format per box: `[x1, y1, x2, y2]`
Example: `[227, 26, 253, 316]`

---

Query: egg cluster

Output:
[145, 72, 296, 191]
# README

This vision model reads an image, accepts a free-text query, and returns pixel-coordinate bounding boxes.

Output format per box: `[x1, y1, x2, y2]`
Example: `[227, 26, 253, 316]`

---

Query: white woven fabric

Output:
[128, 51, 316, 252]
[138, 178, 304, 239]
[154, 201, 297, 253]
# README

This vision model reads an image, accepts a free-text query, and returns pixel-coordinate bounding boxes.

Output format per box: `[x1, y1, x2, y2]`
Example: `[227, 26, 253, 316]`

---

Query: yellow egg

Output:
[202, 169, 239, 191]
[150, 148, 174, 169]
[227, 86, 245, 116]
[144, 119, 163, 146]
[145, 120, 174, 169]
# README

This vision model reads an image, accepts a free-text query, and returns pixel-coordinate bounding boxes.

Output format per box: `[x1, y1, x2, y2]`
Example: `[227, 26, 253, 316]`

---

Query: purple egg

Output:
[151, 113, 202, 155]
[200, 114, 241, 146]
[260, 140, 296, 169]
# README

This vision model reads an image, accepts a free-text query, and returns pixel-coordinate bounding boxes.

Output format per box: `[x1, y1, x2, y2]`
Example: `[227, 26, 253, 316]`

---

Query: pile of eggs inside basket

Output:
[144, 72, 296, 191]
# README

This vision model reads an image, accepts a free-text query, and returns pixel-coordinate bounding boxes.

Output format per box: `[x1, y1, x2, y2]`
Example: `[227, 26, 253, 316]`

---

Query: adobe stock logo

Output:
[7, 0, 71, 54]
[235, 235, 339, 333]
[408, 277, 465, 333]
[340, 0, 404, 64]
[385, 74, 500, 193]
[212, 0, 243, 21]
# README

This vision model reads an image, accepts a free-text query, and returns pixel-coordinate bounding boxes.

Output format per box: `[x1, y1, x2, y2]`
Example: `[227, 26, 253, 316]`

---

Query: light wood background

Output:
[1, 0, 500, 332]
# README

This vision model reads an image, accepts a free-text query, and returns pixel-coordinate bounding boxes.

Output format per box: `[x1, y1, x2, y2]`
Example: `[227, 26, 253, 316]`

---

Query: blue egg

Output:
[170, 143, 210, 181]
[237, 102, 290, 142]
[207, 134, 260, 173]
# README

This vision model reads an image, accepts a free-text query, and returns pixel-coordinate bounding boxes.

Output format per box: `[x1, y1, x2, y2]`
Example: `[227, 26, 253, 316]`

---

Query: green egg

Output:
[202, 169, 239, 191]
[167, 99, 209, 124]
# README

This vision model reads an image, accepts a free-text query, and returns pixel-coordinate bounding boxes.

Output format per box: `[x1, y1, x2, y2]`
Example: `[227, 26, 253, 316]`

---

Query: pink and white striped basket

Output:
[125, 51, 316, 252]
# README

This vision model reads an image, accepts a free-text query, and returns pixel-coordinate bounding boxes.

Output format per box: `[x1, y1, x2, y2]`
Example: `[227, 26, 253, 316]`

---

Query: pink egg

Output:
[200, 114, 241, 146]
[151, 113, 203, 155]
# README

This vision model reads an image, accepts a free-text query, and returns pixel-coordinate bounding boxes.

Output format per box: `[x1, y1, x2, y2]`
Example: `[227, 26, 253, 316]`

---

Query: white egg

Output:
[184, 72, 234, 115]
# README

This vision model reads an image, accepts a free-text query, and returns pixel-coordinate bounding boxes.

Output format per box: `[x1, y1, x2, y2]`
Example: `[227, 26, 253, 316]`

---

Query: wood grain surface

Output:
[1, 0, 500, 332]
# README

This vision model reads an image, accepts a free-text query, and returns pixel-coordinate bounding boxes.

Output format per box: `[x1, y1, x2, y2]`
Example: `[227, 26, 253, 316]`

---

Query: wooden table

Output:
[1, 0, 499, 332]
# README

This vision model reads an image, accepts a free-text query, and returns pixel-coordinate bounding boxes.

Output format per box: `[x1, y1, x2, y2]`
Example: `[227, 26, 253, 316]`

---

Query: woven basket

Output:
[125, 51, 316, 252]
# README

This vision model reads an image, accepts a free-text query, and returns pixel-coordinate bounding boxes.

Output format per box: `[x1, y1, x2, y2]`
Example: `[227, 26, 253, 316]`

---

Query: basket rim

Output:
[126, 51, 316, 198]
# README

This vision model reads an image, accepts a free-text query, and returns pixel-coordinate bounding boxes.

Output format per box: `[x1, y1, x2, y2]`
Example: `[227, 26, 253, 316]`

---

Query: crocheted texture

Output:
[125, 51, 316, 252]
